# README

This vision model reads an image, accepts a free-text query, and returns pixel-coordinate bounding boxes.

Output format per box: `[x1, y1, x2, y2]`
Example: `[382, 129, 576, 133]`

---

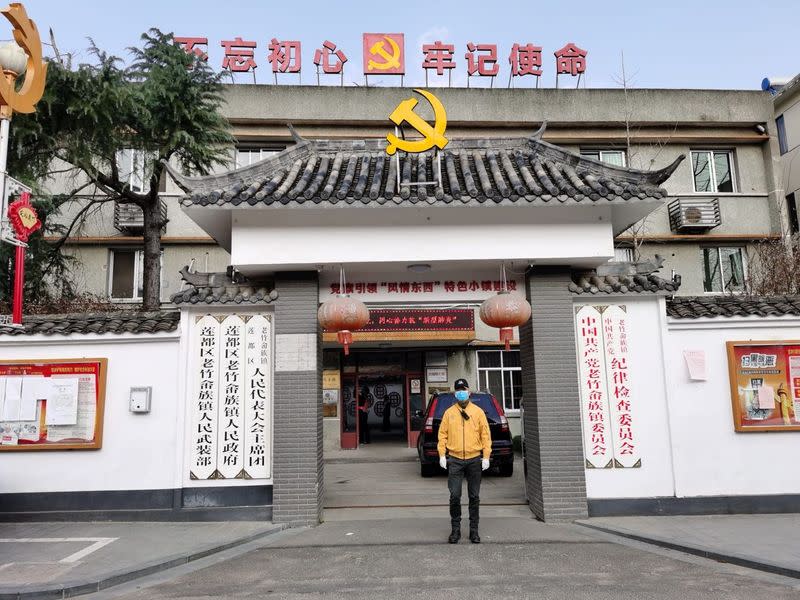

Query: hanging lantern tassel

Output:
[480, 291, 532, 351]
[337, 330, 354, 356]
[318, 294, 370, 356]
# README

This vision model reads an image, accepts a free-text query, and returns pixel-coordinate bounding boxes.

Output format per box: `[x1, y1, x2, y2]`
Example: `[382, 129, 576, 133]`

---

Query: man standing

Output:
[437, 379, 491, 543]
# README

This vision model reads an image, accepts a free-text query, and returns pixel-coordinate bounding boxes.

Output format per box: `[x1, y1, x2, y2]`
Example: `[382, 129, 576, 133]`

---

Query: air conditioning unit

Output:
[668, 197, 721, 233]
[113, 200, 168, 233]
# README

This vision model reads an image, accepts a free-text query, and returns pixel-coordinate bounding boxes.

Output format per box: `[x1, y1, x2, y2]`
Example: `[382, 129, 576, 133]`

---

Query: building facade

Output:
[3, 85, 799, 525]
[43, 85, 785, 440]
[772, 74, 800, 235]
[49, 85, 783, 302]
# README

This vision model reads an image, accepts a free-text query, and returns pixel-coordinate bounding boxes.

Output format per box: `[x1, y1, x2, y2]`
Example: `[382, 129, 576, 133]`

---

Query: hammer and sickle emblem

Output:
[0, 3, 47, 115]
[367, 36, 401, 72]
[385, 89, 448, 156]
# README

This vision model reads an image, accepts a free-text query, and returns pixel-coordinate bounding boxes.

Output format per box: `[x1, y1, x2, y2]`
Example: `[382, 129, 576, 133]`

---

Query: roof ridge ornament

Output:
[529, 121, 547, 141]
[287, 122, 305, 143]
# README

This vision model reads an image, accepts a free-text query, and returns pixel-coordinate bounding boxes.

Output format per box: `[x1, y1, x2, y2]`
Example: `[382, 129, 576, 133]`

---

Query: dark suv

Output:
[416, 391, 514, 477]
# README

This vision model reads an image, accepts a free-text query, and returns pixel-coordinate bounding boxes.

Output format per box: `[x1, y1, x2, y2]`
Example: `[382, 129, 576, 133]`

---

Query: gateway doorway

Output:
[336, 350, 425, 449]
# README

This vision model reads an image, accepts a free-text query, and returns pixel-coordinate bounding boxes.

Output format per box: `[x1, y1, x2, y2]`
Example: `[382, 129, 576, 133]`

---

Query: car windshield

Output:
[432, 393, 501, 423]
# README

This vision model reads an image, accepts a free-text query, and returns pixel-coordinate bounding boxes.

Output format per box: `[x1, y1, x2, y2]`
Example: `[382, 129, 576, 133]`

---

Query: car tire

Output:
[498, 463, 513, 477]
[420, 462, 436, 477]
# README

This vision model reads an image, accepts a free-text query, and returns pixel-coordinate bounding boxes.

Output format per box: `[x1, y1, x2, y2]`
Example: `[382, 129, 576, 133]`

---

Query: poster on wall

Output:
[0, 359, 107, 451]
[575, 305, 640, 469]
[189, 314, 273, 480]
[726, 341, 800, 432]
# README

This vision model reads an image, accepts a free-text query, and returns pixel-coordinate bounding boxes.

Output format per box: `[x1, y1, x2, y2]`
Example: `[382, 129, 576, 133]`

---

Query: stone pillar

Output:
[272, 271, 323, 526]
[519, 267, 588, 522]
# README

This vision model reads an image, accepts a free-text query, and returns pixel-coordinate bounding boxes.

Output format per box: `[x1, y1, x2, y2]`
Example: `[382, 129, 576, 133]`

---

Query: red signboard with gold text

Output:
[0, 359, 107, 450]
[726, 341, 800, 432]
[362, 308, 473, 332]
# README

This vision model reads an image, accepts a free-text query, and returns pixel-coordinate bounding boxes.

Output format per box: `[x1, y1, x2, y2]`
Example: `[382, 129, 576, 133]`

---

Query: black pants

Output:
[447, 456, 482, 530]
[359, 411, 370, 443]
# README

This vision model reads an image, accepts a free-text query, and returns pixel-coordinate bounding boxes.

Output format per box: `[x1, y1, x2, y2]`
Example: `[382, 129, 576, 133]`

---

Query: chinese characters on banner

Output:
[575, 305, 640, 469]
[174, 34, 585, 85]
[725, 341, 800, 432]
[189, 314, 272, 480]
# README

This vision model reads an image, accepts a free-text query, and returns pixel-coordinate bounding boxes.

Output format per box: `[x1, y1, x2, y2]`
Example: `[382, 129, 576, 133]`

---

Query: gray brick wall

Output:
[520, 268, 588, 522]
[272, 272, 323, 526]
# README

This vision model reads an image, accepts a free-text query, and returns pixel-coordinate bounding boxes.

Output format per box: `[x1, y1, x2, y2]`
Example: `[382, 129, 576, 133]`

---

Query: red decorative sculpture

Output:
[479, 291, 532, 351]
[317, 294, 370, 356]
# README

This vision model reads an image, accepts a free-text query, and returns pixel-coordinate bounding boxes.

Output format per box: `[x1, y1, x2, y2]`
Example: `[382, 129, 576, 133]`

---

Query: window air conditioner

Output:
[113, 199, 168, 233]
[667, 197, 721, 233]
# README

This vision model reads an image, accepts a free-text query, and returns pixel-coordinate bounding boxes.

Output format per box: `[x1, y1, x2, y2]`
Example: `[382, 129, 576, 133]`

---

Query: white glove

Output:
[481, 459, 490, 471]
[439, 456, 447, 470]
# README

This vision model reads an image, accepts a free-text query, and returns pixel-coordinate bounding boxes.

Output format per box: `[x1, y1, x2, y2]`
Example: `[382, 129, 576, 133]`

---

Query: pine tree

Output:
[6, 29, 233, 310]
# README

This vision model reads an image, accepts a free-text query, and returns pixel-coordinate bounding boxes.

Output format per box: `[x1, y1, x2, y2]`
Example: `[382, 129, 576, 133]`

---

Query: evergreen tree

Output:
[6, 29, 233, 310]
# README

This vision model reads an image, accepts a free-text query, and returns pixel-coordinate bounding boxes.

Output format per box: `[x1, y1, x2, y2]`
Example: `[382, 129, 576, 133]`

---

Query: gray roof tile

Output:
[0, 311, 180, 336]
[667, 296, 800, 319]
[570, 271, 680, 295]
[171, 267, 277, 306]
[167, 134, 684, 209]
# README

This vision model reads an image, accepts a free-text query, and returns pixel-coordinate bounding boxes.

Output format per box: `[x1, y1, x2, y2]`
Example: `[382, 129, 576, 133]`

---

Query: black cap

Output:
[454, 378, 469, 390]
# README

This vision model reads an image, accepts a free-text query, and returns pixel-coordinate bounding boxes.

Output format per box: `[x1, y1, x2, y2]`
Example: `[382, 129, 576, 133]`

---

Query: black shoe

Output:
[469, 530, 480, 544]
[448, 528, 461, 544]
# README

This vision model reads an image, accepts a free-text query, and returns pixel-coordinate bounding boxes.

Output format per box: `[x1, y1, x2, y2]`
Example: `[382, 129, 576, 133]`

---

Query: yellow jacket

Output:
[437, 401, 492, 460]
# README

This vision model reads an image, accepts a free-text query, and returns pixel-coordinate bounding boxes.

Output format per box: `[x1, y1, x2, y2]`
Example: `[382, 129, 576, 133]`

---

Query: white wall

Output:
[581, 297, 677, 500]
[664, 316, 800, 497]
[0, 333, 182, 493]
[230, 204, 615, 273]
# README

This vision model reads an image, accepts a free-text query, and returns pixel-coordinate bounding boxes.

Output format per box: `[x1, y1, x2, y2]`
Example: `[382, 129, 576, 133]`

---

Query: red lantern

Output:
[318, 294, 370, 356]
[480, 291, 532, 351]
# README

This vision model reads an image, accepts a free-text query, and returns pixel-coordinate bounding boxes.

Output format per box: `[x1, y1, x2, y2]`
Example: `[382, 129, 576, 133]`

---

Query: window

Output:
[776, 115, 788, 155]
[691, 150, 734, 193]
[116, 149, 149, 193]
[109, 249, 143, 300]
[234, 145, 285, 169]
[477, 350, 522, 412]
[702, 247, 746, 293]
[580, 149, 626, 167]
[787, 192, 799, 235]
[613, 246, 634, 262]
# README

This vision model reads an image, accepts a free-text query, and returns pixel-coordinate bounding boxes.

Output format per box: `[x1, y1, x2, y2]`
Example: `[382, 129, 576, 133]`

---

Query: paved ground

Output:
[0, 522, 281, 598]
[4, 450, 800, 599]
[83, 509, 800, 600]
[579, 514, 800, 578]
[324, 456, 526, 509]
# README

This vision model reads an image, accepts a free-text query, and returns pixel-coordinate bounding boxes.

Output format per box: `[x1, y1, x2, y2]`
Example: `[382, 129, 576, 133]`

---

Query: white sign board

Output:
[575, 304, 640, 469]
[189, 314, 272, 480]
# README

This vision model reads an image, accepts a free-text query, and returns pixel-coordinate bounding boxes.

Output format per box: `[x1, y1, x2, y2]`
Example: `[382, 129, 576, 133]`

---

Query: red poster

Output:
[0, 359, 106, 450]
[726, 342, 800, 431]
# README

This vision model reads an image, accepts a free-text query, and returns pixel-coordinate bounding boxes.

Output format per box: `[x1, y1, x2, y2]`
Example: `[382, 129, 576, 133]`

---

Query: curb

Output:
[576, 521, 800, 581]
[0, 524, 285, 600]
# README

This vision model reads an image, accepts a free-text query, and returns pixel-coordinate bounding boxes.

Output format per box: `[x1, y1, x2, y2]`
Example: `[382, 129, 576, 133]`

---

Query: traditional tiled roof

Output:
[570, 271, 680, 295]
[170, 266, 277, 305]
[0, 311, 180, 336]
[667, 296, 800, 319]
[167, 126, 684, 209]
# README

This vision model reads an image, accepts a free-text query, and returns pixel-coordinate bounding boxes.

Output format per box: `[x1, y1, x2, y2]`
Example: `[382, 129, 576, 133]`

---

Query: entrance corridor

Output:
[323, 450, 527, 514]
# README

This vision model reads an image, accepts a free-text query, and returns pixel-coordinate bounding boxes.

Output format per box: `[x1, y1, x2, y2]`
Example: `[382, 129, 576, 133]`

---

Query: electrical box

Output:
[129, 387, 152, 414]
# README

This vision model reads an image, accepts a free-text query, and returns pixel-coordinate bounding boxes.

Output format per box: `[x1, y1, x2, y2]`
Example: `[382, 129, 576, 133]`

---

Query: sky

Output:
[16, 0, 800, 90]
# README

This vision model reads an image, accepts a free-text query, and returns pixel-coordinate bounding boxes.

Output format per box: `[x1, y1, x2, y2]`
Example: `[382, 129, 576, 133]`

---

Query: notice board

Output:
[0, 358, 107, 451]
[726, 341, 800, 432]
